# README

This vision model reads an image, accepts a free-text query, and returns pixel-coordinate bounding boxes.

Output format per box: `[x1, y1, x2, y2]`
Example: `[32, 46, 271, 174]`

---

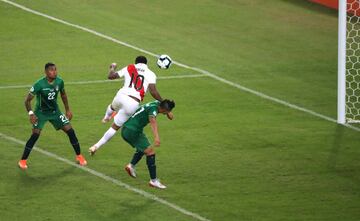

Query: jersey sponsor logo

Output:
[55, 85, 59, 91]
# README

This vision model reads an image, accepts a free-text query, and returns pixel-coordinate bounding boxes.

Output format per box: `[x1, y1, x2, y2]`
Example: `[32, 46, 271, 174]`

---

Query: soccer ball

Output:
[157, 54, 172, 69]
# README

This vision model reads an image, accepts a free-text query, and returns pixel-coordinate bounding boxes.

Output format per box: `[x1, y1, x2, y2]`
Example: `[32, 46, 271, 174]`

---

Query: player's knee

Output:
[111, 123, 121, 130]
[144, 147, 155, 156]
[32, 129, 41, 135]
[110, 104, 116, 111]
[62, 124, 72, 132]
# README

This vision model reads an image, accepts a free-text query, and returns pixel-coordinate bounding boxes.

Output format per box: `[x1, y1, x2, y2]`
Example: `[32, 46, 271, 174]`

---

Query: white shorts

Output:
[111, 92, 139, 127]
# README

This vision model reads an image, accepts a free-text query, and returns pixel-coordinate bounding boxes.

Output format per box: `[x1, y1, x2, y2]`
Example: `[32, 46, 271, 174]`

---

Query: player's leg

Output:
[125, 150, 144, 177]
[90, 95, 139, 155]
[102, 104, 116, 123]
[121, 127, 144, 178]
[89, 118, 122, 155]
[61, 124, 87, 166]
[50, 112, 87, 166]
[102, 92, 121, 123]
[18, 111, 47, 169]
[143, 147, 166, 189]
[122, 129, 166, 189]
[18, 128, 41, 169]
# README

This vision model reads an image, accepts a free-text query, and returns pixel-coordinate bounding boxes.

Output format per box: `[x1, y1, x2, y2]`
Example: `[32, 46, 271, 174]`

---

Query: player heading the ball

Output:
[123, 99, 175, 189]
[89, 55, 174, 155]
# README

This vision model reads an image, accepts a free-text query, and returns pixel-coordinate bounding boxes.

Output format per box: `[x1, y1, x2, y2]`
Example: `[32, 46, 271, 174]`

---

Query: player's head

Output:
[44, 62, 57, 80]
[158, 99, 175, 114]
[135, 56, 147, 64]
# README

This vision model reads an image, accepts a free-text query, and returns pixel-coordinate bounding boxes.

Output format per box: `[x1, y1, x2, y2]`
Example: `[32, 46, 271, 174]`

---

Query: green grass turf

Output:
[1, 0, 360, 221]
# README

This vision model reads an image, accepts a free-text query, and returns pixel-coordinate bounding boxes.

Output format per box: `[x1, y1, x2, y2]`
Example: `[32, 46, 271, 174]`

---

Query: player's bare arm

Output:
[148, 84, 163, 102]
[60, 90, 72, 120]
[108, 63, 119, 80]
[149, 116, 160, 147]
[25, 93, 38, 125]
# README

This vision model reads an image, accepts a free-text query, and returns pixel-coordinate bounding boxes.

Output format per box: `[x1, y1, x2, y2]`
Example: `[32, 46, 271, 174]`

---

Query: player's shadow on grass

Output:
[328, 125, 360, 185]
[110, 200, 155, 220]
[328, 125, 344, 171]
[17, 166, 76, 188]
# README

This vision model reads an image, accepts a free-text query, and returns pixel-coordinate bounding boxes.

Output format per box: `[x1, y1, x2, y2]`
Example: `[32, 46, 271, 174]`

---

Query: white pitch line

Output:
[0, 132, 211, 221]
[0, 74, 206, 89]
[1, 0, 360, 133]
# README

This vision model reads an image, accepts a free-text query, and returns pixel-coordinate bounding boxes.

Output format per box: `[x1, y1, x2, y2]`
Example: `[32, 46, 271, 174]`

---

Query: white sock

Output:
[103, 105, 114, 119]
[95, 127, 117, 149]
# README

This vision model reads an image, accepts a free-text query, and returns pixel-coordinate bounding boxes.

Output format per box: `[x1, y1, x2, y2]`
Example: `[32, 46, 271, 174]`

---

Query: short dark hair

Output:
[135, 56, 147, 64]
[45, 62, 56, 70]
[160, 99, 175, 111]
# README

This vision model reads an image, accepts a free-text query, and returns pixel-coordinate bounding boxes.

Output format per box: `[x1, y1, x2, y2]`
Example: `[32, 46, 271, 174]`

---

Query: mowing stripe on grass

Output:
[0, 132, 211, 221]
[1, 0, 359, 132]
[0, 74, 206, 89]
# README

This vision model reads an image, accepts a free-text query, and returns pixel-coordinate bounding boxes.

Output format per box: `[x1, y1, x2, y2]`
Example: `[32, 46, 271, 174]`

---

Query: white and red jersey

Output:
[116, 63, 156, 101]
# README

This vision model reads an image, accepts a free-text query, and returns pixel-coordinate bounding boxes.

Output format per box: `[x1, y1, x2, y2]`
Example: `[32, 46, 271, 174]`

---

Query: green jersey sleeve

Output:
[29, 81, 41, 96]
[148, 106, 158, 118]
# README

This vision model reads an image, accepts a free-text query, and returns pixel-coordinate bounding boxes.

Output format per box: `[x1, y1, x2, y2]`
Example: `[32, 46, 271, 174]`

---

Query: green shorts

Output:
[33, 110, 70, 130]
[121, 127, 150, 152]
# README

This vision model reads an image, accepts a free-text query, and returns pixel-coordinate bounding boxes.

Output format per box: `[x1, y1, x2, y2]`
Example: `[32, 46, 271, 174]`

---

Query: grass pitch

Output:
[1, 0, 360, 221]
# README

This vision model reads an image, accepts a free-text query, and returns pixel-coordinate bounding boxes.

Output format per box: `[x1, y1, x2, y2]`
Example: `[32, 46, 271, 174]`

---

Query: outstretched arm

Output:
[148, 84, 163, 102]
[149, 116, 160, 147]
[25, 93, 37, 124]
[108, 63, 119, 80]
[61, 90, 73, 120]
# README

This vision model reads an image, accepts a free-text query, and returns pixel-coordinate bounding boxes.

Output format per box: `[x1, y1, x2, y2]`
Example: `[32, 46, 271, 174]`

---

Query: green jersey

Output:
[30, 76, 65, 113]
[124, 101, 160, 132]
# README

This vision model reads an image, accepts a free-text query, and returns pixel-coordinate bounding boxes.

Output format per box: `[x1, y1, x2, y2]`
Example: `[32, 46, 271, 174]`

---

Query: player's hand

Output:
[154, 137, 161, 147]
[166, 112, 174, 120]
[66, 110, 73, 121]
[29, 114, 38, 125]
[109, 62, 117, 71]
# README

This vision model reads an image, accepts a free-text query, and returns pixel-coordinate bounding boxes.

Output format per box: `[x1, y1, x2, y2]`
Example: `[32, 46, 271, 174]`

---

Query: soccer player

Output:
[89, 55, 172, 155]
[122, 99, 175, 189]
[18, 63, 87, 169]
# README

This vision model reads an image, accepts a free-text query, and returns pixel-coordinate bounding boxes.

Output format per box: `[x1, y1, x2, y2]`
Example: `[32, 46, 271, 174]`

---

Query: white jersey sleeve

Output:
[147, 71, 156, 84]
[116, 67, 127, 78]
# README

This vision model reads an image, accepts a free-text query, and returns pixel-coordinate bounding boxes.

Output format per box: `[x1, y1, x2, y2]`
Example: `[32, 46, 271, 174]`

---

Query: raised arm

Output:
[25, 93, 37, 124]
[61, 90, 73, 120]
[108, 63, 119, 80]
[148, 84, 163, 102]
[149, 116, 160, 147]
